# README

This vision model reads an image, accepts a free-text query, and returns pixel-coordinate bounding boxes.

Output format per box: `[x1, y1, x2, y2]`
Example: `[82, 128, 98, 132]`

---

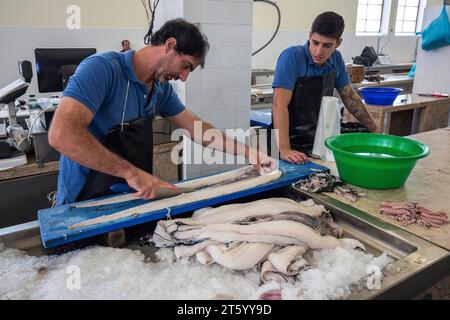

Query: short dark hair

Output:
[151, 18, 210, 68]
[122, 40, 130, 46]
[311, 12, 345, 40]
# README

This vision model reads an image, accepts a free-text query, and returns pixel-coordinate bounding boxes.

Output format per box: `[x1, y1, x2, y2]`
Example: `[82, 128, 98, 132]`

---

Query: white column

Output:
[157, 0, 253, 179]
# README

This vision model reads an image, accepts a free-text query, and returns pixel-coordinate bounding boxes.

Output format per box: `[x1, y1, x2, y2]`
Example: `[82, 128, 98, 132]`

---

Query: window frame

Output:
[356, 0, 392, 36]
[395, 0, 427, 36]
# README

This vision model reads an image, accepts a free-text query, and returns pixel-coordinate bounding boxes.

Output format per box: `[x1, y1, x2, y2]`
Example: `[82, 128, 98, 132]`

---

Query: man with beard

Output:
[50, 19, 275, 205]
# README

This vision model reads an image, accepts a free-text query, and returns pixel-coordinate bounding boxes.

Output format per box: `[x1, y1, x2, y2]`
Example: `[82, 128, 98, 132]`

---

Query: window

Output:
[356, 0, 385, 34]
[395, 0, 422, 34]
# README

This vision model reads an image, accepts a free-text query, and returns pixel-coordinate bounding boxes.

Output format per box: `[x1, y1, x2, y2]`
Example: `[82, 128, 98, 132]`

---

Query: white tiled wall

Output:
[155, 0, 253, 179]
[252, 30, 419, 71]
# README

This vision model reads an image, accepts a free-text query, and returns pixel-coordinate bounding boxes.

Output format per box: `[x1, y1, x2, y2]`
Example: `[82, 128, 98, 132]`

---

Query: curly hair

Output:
[151, 18, 210, 68]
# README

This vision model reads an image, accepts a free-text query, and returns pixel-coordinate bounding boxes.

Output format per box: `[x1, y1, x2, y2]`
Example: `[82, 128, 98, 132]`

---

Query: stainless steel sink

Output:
[287, 186, 449, 299]
[1, 186, 448, 299]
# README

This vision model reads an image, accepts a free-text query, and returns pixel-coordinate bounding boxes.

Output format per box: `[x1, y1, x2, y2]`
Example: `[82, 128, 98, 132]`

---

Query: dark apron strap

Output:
[287, 75, 324, 152]
[267, 72, 336, 154]
[76, 115, 154, 201]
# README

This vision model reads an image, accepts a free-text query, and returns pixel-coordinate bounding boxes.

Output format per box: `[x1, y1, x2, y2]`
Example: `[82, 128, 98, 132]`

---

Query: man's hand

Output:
[125, 167, 177, 200]
[248, 149, 277, 175]
[256, 152, 278, 175]
[280, 147, 309, 164]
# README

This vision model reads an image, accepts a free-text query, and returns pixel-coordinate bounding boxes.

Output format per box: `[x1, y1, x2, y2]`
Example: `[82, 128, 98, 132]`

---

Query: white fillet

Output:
[191, 198, 326, 225]
[267, 245, 309, 276]
[75, 165, 260, 208]
[260, 260, 295, 284]
[155, 220, 361, 251]
[69, 168, 281, 229]
[204, 242, 274, 271]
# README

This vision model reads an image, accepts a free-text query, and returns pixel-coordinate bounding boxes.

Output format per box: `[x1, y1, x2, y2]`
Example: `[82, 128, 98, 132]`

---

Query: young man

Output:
[271, 11, 377, 164]
[49, 19, 275, 205]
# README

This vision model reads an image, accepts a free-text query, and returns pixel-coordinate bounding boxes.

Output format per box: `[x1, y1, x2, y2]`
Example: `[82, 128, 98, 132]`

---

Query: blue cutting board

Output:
[38, 161, 328, 248]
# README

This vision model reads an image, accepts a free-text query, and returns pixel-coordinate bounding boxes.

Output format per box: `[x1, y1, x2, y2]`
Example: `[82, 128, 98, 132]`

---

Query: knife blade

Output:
[109, 183, 196, 200]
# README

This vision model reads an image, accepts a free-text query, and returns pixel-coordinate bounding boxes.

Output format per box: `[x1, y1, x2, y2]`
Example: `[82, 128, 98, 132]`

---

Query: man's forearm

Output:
[195, 117, 252, 157]
[339, 84, 378, 132]
[53, 127, 136, 180]
[272, 103, 291, 150]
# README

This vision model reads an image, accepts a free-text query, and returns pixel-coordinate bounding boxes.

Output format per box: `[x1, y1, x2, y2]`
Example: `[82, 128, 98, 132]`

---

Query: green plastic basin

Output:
[325, 133, 430, 189]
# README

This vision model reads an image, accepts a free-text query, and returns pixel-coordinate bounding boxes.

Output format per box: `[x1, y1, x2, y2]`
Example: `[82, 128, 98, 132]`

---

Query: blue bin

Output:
[358, 87, 403, 106]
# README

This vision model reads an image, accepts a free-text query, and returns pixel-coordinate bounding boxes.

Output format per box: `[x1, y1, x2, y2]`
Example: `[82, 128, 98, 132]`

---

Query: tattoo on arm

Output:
[339, 84, 377, 132]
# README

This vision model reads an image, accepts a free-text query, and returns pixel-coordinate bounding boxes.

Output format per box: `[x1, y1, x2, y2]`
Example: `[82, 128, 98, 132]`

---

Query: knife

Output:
[417, 92, 448, 98]
[110, 183, 197, 200]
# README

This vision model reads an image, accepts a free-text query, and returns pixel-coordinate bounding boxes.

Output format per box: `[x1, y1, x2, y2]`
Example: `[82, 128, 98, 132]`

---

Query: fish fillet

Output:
[154, 219, 361, 251]
[69, 168, 282, 229]
[204, 242, 274, 270]
[75, 165, 259, 208]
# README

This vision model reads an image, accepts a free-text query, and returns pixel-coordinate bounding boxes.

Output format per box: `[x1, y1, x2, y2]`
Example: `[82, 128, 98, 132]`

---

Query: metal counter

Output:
[1, 185, 448, 300]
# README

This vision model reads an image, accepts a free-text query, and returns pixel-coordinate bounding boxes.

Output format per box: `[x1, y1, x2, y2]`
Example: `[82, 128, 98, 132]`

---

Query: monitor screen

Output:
[34, 48, 97, 93]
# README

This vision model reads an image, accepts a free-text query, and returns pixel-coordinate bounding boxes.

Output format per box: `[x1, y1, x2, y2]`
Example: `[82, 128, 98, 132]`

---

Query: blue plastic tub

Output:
[359, 87, 403, 106]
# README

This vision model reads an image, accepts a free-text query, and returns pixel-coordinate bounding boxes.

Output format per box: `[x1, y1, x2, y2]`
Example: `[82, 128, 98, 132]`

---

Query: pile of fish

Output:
[333, 186, 367, 202]
[293, 172, 366, 202]
[151, 198, 365, 289]
[294, 172, 343, 193]
[379, 202, 449, 228]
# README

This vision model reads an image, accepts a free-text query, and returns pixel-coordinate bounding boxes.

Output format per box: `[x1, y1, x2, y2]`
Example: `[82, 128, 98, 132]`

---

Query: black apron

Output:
[76, 80, 155, 201]
[268, 71, 336, 154]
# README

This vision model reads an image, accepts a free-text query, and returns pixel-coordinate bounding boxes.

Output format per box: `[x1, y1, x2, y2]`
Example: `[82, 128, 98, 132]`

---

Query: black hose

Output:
[143, 0, 160, 45]
[252, 0, 281, 56]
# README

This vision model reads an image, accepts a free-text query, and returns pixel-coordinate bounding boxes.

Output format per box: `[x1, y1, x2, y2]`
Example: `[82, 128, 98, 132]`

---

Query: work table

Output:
[352, 73, 413, 93]
[0, 129, 448, 299]
[365, 63, 413, 74]
[251, 73, 414, 108]
[312, 128, 450, 250]
[0, 154, 58, 182]
[250, 94, 450, 137]
[360, 94, 450, 136]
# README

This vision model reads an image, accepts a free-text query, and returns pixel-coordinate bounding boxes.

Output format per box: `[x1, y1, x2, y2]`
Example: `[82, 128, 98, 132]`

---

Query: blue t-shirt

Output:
[272, 42, 350, 91]
[56, 50, 185, 205]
